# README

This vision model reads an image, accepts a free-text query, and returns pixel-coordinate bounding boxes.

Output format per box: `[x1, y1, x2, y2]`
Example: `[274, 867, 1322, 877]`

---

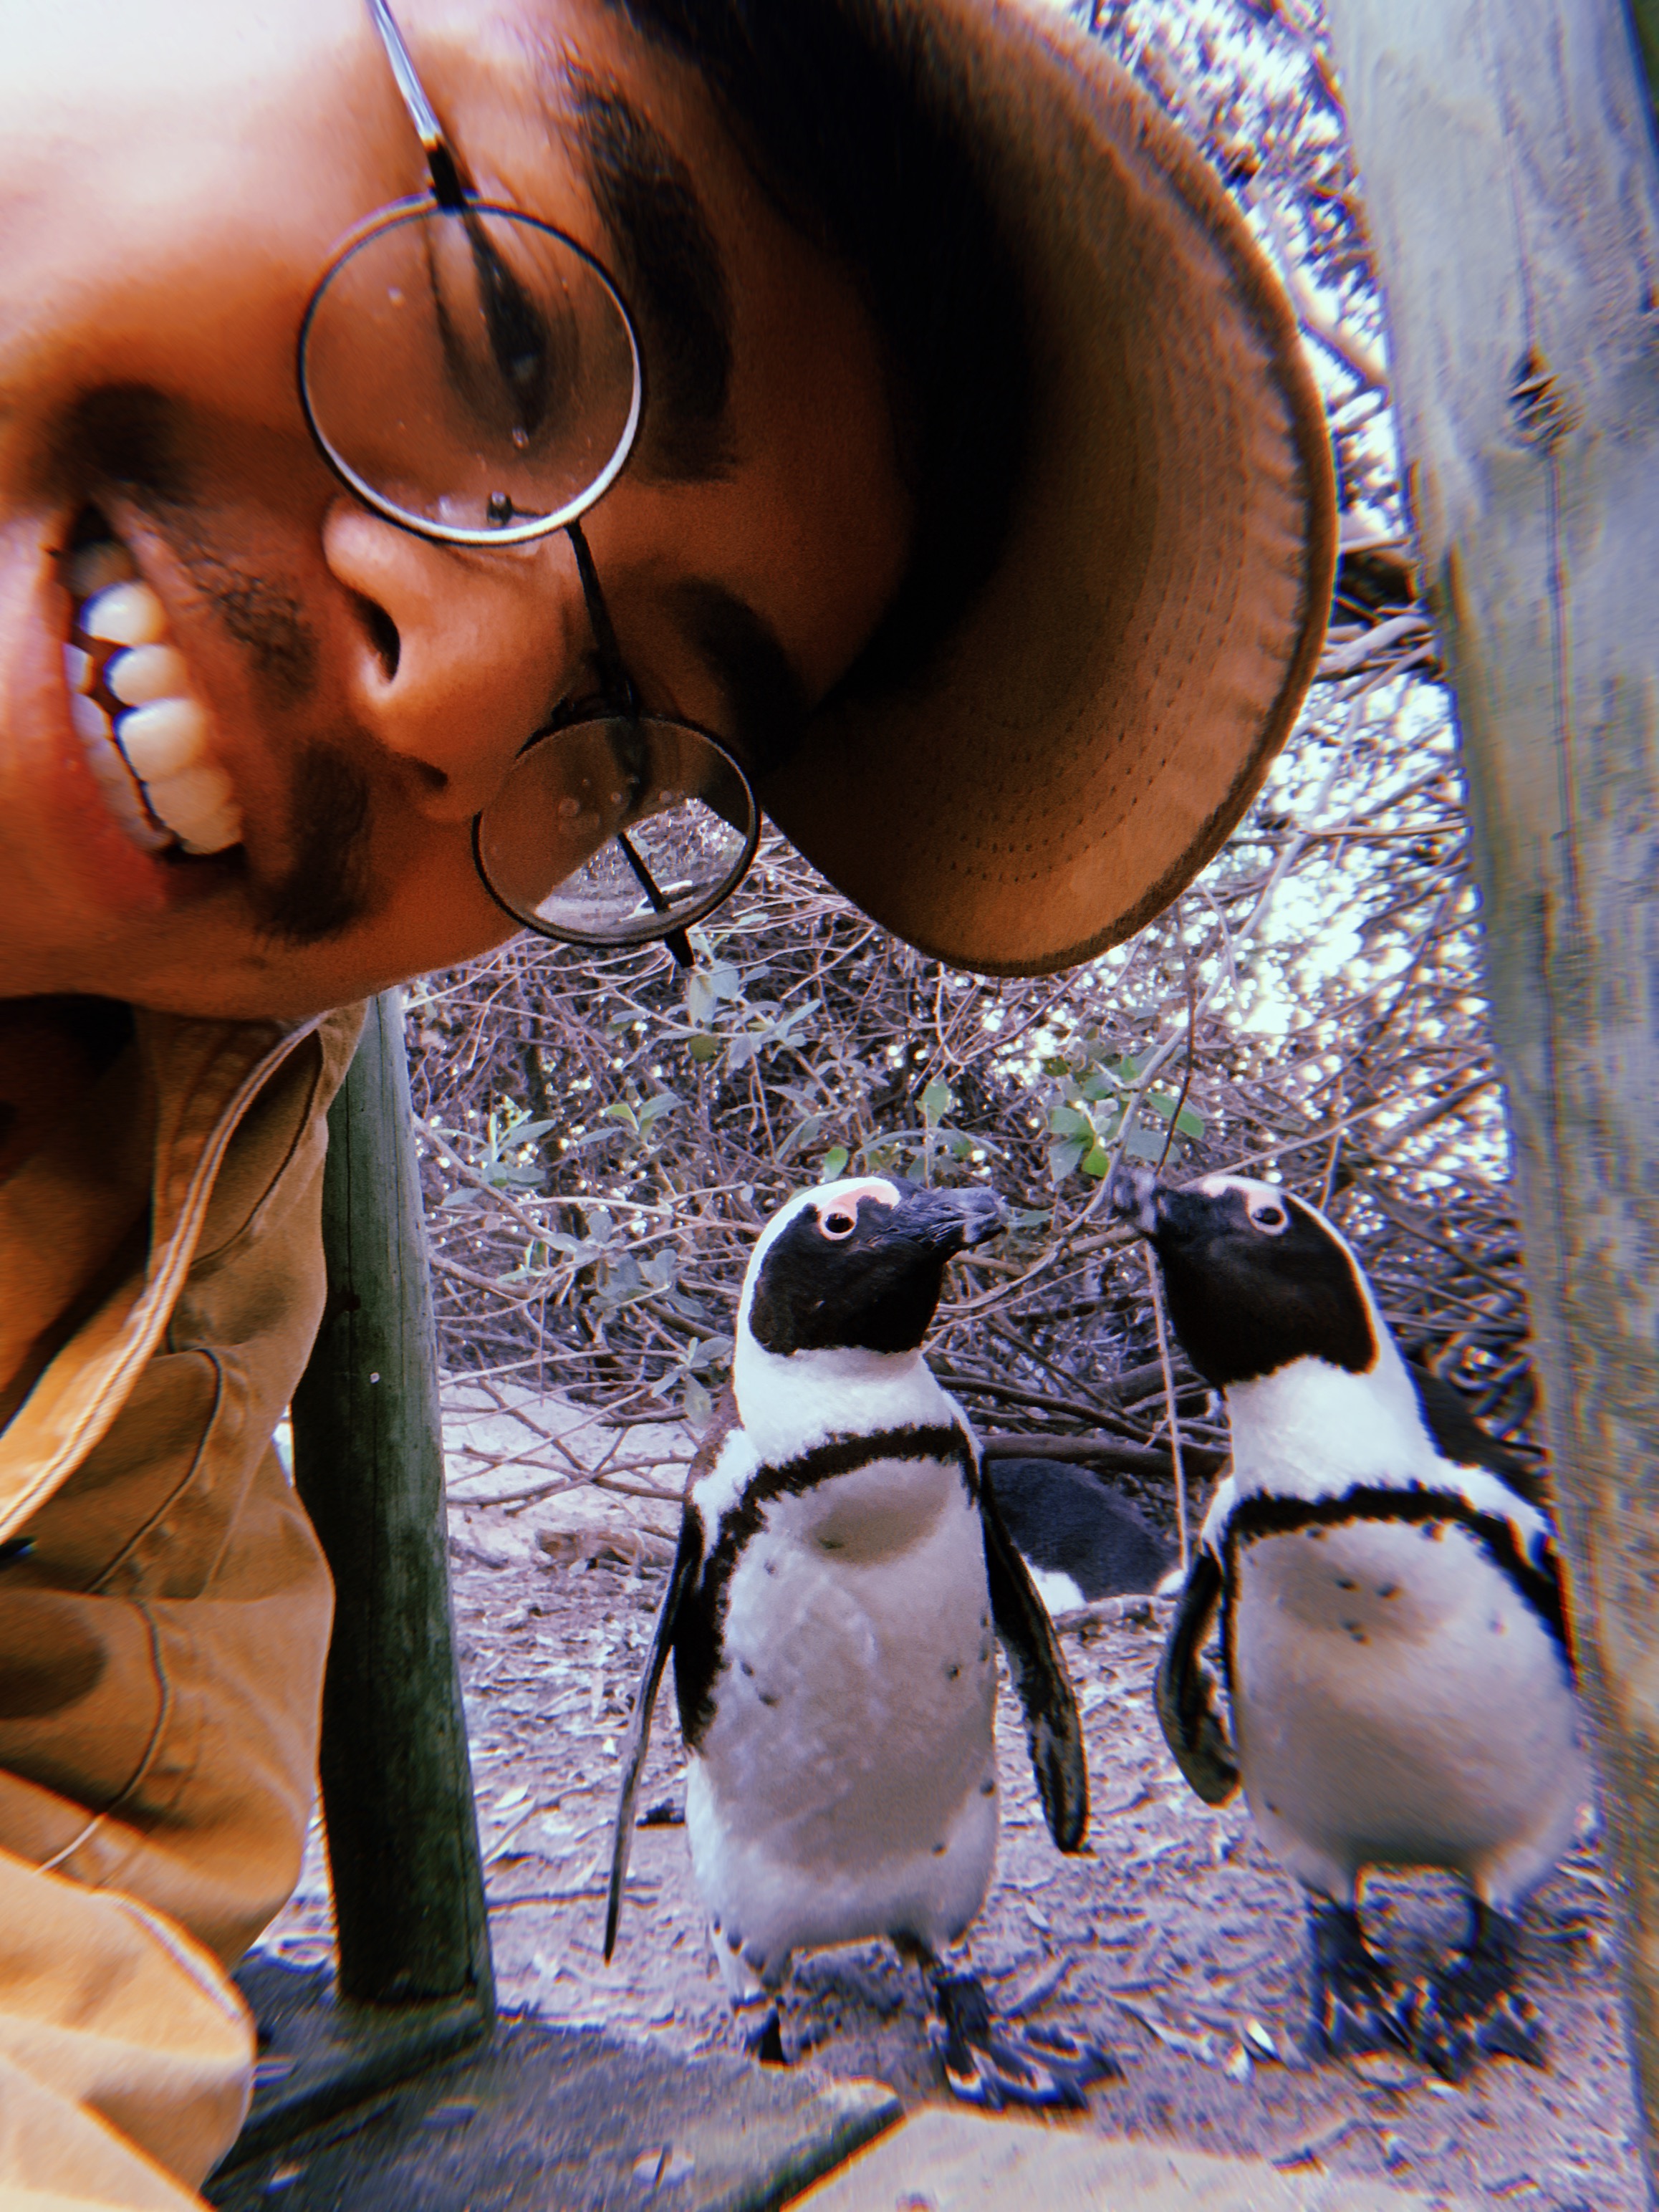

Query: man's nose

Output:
[322, 502, 578, 823]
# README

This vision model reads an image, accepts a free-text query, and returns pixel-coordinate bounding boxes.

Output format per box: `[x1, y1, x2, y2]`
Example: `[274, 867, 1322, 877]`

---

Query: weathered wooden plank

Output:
[1324, 0, 1659, 2186]
[289, 989, 494, 2015]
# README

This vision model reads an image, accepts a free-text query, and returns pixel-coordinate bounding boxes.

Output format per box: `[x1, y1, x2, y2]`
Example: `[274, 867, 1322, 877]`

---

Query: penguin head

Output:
[740, 1176, 1006, 1360]
[1110, 1167, 1381, 1390]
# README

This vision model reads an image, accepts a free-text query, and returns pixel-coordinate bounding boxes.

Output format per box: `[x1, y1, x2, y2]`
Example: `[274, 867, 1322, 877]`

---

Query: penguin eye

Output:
[819, 1208, 857, 1240]
[1247, 1196, 1289, 1234]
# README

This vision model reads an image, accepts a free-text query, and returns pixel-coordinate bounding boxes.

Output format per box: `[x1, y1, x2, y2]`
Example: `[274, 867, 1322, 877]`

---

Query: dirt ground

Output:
[256, 1399, 1644, 2211]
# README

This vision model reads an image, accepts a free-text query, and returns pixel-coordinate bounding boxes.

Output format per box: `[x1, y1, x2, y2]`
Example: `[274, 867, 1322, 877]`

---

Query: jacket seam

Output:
[36, 1601, 173, 1877]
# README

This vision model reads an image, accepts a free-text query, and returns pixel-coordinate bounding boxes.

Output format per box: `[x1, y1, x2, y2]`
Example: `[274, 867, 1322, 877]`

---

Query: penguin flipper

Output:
[981, 1484, 1088, 1852]
[604, 1507, 703, 1961]
[1153, 1546, 1240, 1806]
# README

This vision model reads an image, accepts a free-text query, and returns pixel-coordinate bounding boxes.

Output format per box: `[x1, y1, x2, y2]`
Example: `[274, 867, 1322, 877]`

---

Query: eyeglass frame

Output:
[297, 0, 763, 963]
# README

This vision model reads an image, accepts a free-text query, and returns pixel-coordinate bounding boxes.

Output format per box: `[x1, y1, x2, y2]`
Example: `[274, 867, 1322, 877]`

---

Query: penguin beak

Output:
[888, 1185, 1007, 1255]
[1108, 1165, 1168, 1239]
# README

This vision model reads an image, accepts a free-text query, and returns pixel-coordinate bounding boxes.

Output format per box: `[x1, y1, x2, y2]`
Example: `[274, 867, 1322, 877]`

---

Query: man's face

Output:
[0, 0, 910, 1018]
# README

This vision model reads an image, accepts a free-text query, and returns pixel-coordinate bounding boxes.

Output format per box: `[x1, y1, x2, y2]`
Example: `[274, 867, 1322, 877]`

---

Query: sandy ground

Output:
[255, 1390, 1644, 2209]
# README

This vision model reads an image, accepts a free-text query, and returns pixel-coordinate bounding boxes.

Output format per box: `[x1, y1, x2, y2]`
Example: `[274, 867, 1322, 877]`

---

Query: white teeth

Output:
[105, 787, 173, 852]
[66, 541, 137, 599]
[70, 693, 112, 747]
[117, 696, 211, 782]
[143, 761, 236, 840]
[71, 704, 174, 852]
[67, 546, 242, 855]
[178, 807, 245, 856]
[83, 741, 131, 793]
[81, 580, 168, 647]
[106, 643, 189, 707]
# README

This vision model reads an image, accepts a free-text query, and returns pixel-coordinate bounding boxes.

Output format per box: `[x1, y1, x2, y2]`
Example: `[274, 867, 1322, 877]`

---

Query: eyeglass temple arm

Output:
[367, 0, 471, 211]
[613, 834, 694, 970]
[566, 523, 639, 713]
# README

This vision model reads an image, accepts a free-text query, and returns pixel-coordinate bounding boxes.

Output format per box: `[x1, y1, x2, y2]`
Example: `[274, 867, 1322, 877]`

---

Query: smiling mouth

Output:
[60, 511, 244, 860]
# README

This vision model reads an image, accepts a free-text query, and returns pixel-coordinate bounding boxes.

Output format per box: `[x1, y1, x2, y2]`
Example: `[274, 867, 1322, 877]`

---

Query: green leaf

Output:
[1049, 1103, 1092, 1138]
[683, 1375, 713, 1433]
[820, 1143, 850, 1180]
[920, 1077, 956, 1127]
[1081, 1143, 1112, 1178]
[501, 1118, 559, 1147]
[638, 1092, 681, 1126]
[688, 1033, 719, 1063]
[777, 1113, 822, 1160]
[1124, 1123, 1170, 1162]
[602, 1102, 638, 1131]
[1143, 1090, 1206, 1141]
[1048, 1137, 1086, 1183]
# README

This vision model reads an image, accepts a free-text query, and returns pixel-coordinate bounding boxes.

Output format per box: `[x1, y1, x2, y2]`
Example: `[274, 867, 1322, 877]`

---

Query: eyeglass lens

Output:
[309, 6, 756, 952]
[300, 203, 641, 544]
[475, 713, 759, 947]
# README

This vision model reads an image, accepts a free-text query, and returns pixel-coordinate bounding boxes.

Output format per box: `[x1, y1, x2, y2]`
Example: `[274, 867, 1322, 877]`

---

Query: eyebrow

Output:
[671, 579, 811, 778]
[569, 77, 738, 485]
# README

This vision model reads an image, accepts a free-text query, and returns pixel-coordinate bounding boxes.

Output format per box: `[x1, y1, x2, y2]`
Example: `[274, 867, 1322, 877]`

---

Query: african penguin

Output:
[606, 1175, 1113, 2107]
[989, 1458, 1173, 1615]
[1111, 1165, 1588, 2080]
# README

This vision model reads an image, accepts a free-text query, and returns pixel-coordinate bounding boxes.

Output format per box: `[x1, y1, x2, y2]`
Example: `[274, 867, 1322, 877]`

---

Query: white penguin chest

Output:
[695, 1453, 996, 1863]
[1226, 1508, 1584, 1895]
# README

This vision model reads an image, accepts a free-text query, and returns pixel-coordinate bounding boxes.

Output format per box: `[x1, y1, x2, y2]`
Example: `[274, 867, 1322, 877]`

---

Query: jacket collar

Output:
[0, 1011, 324, 1542]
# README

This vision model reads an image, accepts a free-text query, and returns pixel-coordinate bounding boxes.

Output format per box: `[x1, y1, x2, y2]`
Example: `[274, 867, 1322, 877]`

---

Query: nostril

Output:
[355, 593, 401, 681]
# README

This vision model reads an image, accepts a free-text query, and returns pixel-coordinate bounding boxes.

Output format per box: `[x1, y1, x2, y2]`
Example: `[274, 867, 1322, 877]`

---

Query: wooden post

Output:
[1323, 1, 1659, 2188]
[289, 989, 494, 2016]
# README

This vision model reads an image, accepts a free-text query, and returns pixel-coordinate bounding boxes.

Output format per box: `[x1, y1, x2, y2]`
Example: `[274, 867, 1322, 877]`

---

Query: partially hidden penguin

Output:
[1111, 1165, 1588, 2080]
[605, 1174, 1117, 2106]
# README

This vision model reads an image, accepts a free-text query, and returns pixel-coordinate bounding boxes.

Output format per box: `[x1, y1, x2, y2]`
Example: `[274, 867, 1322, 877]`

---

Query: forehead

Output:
[466, 1, 914, 701]
[783, 1176, 901, 1227]
[753, 1174, 896, 1249]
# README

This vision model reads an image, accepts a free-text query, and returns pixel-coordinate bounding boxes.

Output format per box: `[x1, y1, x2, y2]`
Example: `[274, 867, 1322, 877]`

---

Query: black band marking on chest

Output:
[673, 1421, 978, 1750]
[1219, 1486, 1569, 1665]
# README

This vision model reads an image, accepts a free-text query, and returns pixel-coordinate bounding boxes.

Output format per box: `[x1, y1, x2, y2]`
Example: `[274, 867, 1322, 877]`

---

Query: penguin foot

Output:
[928, 1973, 1117, 2110]
[1405, 1906, 1545, 2081]
[741, 2006, 787, 2066]
[1304, 1900, 1408, 2063]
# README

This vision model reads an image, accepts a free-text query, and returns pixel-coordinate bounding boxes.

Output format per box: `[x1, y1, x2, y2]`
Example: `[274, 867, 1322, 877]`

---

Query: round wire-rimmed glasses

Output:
[297, 0, 761, 960]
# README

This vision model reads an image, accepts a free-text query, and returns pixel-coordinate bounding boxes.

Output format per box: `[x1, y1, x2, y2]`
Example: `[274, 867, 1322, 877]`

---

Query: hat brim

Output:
[759, 0, 1337, 976]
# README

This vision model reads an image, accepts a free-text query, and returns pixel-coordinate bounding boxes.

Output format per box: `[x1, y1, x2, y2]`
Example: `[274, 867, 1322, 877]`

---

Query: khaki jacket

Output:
[0, 1001, 362, 2199]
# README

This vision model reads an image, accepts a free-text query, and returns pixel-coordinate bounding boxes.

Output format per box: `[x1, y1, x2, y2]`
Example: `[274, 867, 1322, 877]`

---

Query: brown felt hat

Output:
[759, 0, 1336, 976]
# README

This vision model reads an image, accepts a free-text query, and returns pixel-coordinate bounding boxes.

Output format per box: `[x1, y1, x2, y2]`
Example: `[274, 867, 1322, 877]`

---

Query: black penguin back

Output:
[989, 1458, 1173, 1601]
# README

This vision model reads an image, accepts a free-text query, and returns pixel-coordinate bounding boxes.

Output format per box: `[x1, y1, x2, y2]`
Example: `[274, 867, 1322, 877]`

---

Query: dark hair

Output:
[602, 0, 1032, 699]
